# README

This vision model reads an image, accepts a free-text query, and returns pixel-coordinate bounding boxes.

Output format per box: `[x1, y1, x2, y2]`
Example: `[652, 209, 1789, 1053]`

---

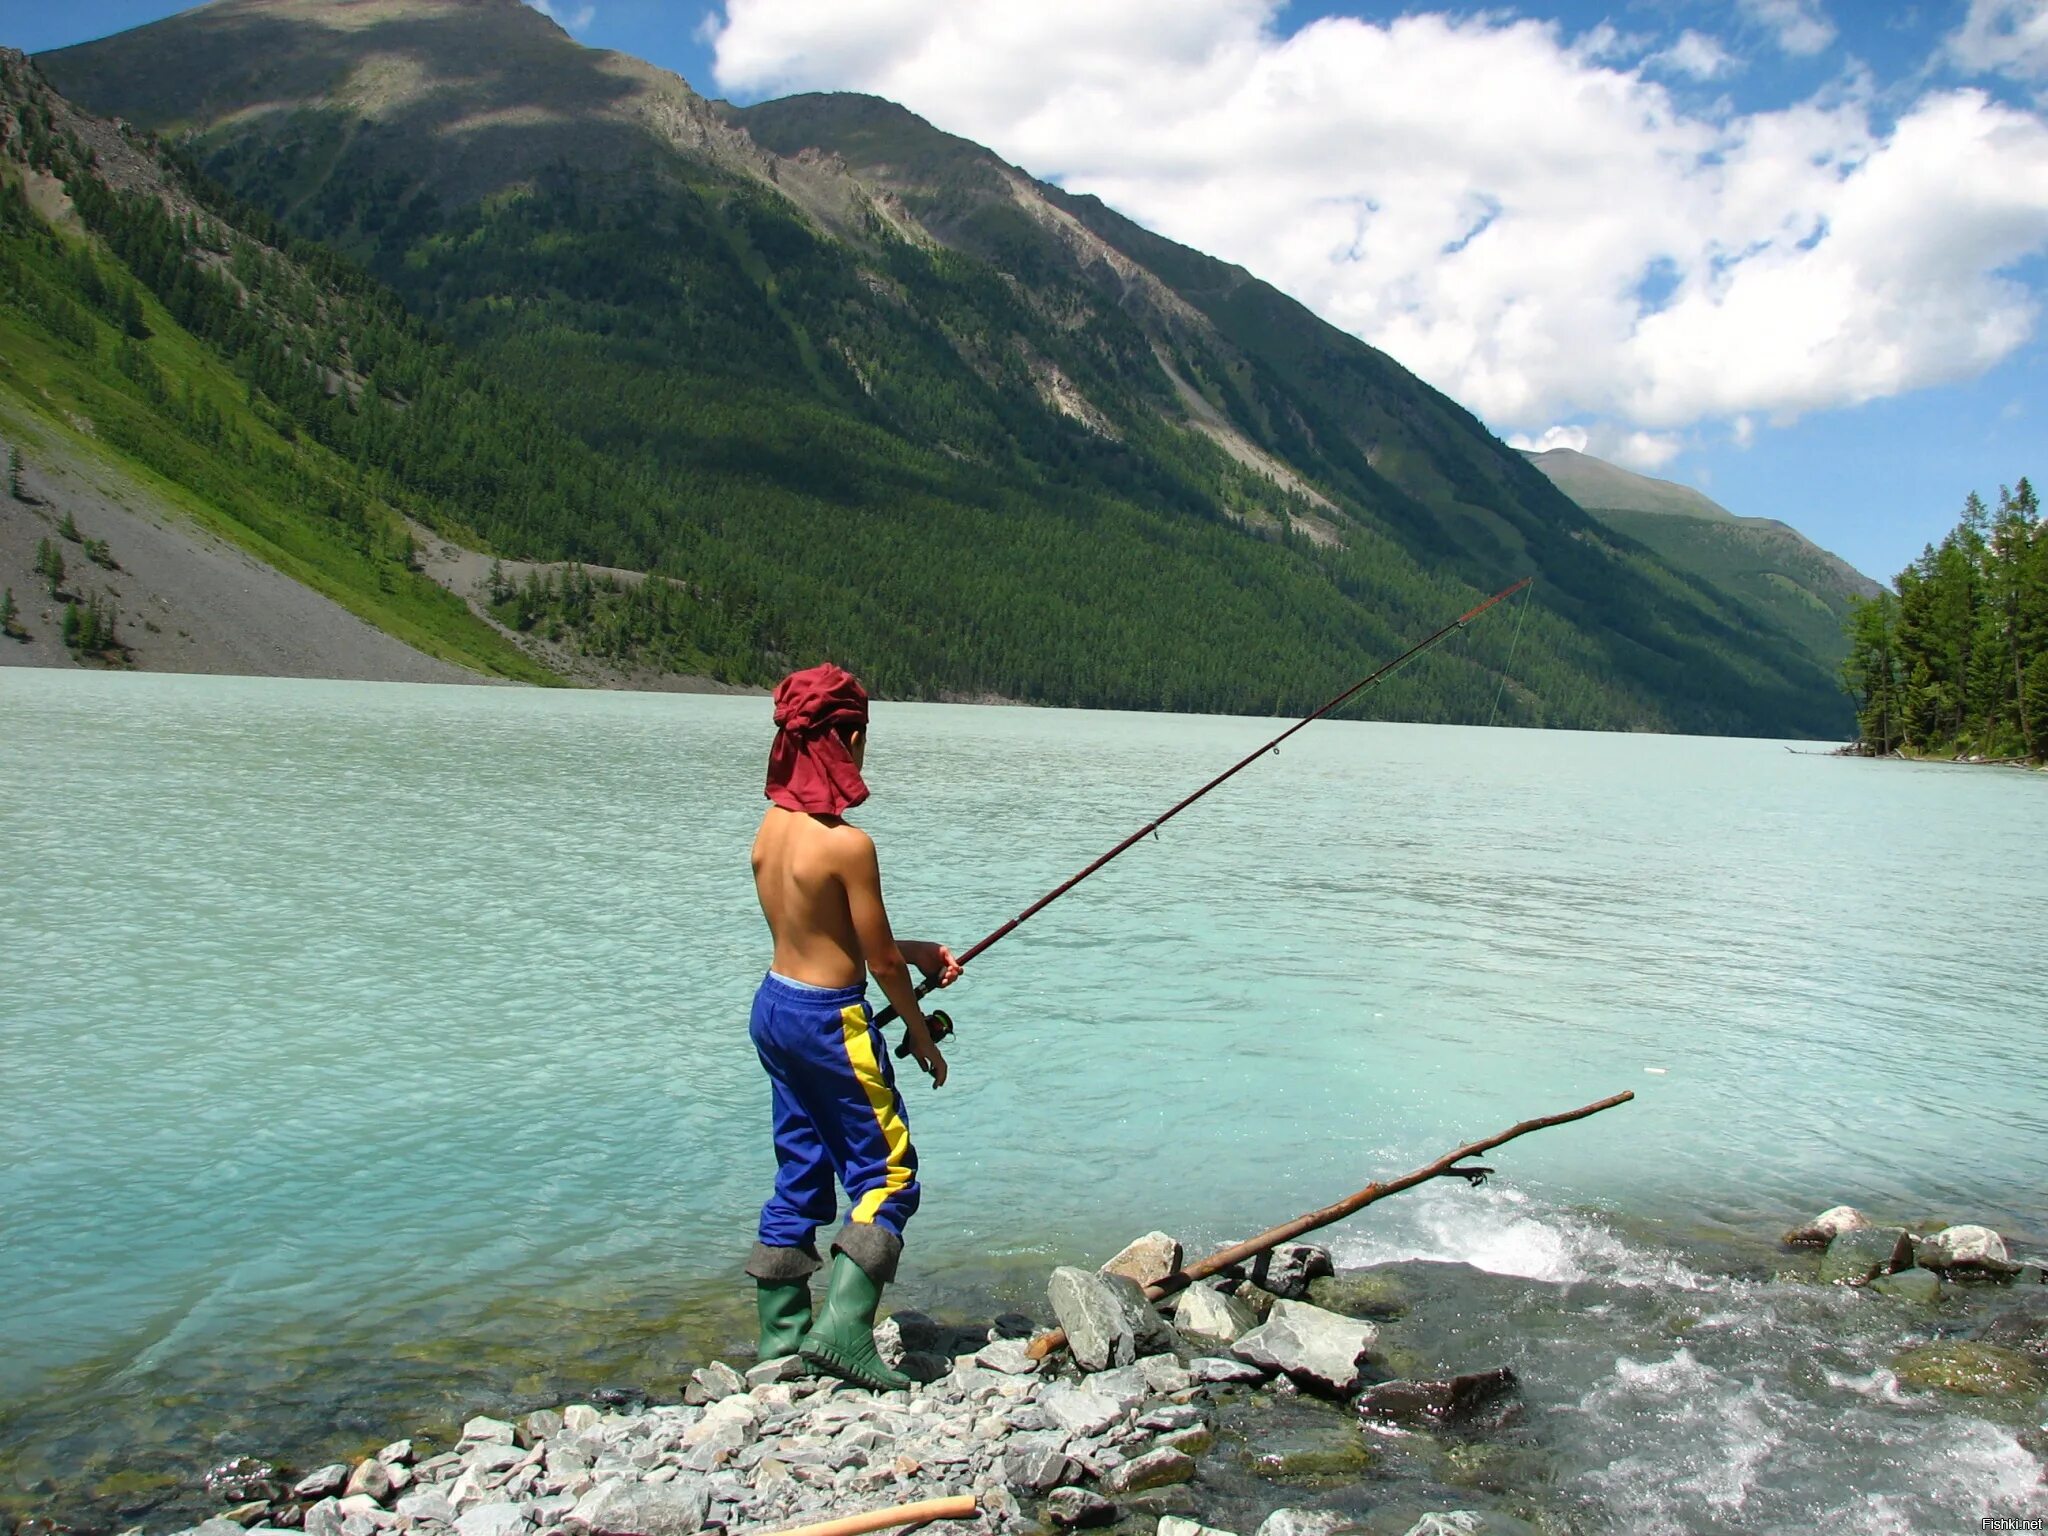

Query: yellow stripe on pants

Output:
[839, 1003, 915, 1224]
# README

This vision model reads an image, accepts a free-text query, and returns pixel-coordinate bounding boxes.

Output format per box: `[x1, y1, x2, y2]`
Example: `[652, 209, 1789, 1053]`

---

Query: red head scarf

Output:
[765, 663, 871, 816]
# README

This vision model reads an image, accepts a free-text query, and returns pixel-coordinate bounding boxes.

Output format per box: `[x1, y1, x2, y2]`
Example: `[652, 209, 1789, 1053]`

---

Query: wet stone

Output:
[293, 1469, 350, 1502]
[1918, 1225, 2017, 1277]
[1252, 1244, 1335, 1300]
[1101, 1447, 1196, 1495]
[1869, 1267, 1943, 1304]
[1817, 1227, 1913, 1286]
[207, 1462, 285, 1504]
[1117, 1487, 1198, 1518]
[1190, 1356, 1269, 1386]
[1892, 1341, 2046, 1397]
[1045, 1488, 1116, 1528]
[1783, 1205, 1868, 1247]
[1306, 1272, 1412, 1321]
[1231, 1301, 1380, 1395]
[1357, 1369, 1520, 1431]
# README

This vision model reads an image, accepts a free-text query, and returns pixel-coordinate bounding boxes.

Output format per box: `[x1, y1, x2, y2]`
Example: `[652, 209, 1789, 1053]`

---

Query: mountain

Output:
[33, 2, 1854, 733]
[1524, 447, 1881, 671]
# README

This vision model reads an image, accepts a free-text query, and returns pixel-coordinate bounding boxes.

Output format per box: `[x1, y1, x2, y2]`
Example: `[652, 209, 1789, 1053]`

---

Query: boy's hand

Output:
[904, 941, 963, 988]
[904, 1023, 949, 1088]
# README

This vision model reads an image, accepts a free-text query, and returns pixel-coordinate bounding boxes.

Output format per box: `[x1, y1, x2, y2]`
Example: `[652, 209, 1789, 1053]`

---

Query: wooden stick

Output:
[1027, 1090, 1634, 1360]
[750, 1495, 980, 1536]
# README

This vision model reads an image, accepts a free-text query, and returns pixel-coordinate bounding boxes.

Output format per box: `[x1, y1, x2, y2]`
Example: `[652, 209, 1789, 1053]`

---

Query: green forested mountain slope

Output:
[1523, 447, 1881, 671]
[36, 3, 1849, 732]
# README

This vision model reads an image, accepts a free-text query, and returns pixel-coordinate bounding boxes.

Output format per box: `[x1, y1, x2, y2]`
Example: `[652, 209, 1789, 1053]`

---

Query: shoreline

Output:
[10, 1216, 2045, 1536]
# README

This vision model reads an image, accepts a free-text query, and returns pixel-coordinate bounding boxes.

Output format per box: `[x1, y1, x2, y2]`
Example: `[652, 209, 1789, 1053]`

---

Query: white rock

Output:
[1257, 1511, 1355, 1536]
[974, 1338, 1039, 1375]
[1102, 1232, 1184, 1288]
[562, 1405, 603, 1434]
[394, 1492, 456, 1526]
[295, 1467, 351, 1501]
[1230, 1300, 1380, 1394]
[1920, 1224, 2012, 1272]
[1188, 1355, 1269, 1385]
[1173, 1285, 1260, 1344]
[1037, 1381, 1128, 1437]
[571, 1478, 710, 1536]
[1159, 1521, 1238, 1536]
[452, 1504, 528, 1536]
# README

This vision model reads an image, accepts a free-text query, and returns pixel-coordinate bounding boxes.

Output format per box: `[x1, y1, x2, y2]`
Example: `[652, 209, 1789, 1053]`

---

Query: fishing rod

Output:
[881, 575, 1534, 1057]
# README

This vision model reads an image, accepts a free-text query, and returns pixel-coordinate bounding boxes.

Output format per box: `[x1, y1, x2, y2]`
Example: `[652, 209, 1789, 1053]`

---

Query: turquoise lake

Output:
[2, 668, 2045, 1533]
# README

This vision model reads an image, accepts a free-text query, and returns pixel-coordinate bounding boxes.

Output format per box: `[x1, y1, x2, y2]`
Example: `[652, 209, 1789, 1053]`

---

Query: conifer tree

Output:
[6, 446, 22, 500]
[0, 586, 21, 639]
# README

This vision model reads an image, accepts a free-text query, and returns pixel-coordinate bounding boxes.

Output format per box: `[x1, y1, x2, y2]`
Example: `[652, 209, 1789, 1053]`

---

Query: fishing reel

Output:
[891, 1008, 955, 1060]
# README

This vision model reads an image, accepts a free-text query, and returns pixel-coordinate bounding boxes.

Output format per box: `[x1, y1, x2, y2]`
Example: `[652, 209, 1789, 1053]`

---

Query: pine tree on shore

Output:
[0, 586, 22, 639]
[59, 509, 81, 542]
[34, 536, 65, 596]
[6, 446, 22, 500]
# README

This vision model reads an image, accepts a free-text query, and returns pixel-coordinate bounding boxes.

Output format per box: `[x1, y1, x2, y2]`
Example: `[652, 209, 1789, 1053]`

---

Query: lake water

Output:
[3, 669, 2045, 1533]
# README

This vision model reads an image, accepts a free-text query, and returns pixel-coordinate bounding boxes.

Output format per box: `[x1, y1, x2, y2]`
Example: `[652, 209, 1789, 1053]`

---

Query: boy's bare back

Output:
[752, 806, 874, 990]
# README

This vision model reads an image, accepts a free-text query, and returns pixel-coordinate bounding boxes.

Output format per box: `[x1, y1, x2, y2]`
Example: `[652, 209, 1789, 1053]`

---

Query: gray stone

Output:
[189, 1521, 251, 1536]
[1137, 1404, 1205, 1432]
[745, 1357, 807, 1388]
[1157, 1425, 1213, 1456]
[395, 1493, 457, 1526]
[522, 1412, 565, 1443]
[1044, 1488, 1116, 1529]
[1304, 1272, 1411, 1322]
[453, 1506, 528, 1536]
[1157, 1520, 1237, 1536]
[1084, 1363, 1153, 1410]
[1038, 1381, 1128, 1437]
[1118, 1488, 1198, 1518]
[687, 1362, 746, 1403]
[461, 1418, 518, 1447]
[1102, 1232, 1184, 1288]
[1189, 1355, 1269, 1385]
[1047, 1266, 1175, 1372]
[1173, 1284, 1260, 1344]
[302, 1501, 345, 1536]
[1870, 1267, 1943, 1304]
[377, 1442, 416, 1468]
[1000, 1447, 1080, 1494]
[1234, 1283, 1279, 1321]
[1139, 1355, 1194, 1396]
[974, 1339, 1040, 1376]
[2017, 1264, 2046, 1286]
[463, 1444, 527, 1474]
[1783, 1205, 1868, 1248]
[1892, 1341, 2046, 1397]
[1819, 1226, 1914, 1286]
[561, 1406, 603, 1434]
[344, 1463, 394, 1504]
[1919, 1225, 2016, 1276]
[295, 1468, 351, 1501]
[1251, 1244, 1335, 1300]
[1256, 1512, 1357, 1536]
[1230, 1300, 1380, 1395]
[1102, 1447, 1196, 1495]
[570, 1479, 710, 1536]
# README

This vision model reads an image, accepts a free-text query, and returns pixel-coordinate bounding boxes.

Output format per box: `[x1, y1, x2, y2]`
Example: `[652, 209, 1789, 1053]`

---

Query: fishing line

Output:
[1487, 577, 1533, 729]
[878, 577, 1534, 1051]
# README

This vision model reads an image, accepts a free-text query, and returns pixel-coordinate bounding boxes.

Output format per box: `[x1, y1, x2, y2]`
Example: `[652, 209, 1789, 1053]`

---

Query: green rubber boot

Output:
[799, 1252, 910, 1391]
[756, 1279, 812, 1363]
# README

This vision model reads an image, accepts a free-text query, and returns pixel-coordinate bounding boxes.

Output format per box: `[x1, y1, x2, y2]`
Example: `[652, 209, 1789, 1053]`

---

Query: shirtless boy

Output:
[745, 662, 959, 1391]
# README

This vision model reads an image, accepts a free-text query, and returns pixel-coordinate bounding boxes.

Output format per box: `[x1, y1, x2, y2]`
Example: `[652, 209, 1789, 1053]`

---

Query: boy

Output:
[745, 662, 959, 1391]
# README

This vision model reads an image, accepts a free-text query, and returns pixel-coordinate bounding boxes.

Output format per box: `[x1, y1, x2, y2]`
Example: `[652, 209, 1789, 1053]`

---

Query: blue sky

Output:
[12, 0, 2048, 582]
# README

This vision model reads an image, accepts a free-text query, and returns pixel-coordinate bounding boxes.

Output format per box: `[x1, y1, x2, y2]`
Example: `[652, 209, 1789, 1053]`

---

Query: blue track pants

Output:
[750, 972, 920, 1270]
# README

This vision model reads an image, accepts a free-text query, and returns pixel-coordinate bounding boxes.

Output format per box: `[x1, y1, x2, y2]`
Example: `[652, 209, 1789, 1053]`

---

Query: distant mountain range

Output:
[4, 0, 1865, 733]
[1523, 448, 1881, 672]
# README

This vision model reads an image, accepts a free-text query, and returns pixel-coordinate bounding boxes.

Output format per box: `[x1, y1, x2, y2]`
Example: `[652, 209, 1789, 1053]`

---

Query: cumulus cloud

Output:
[1737, 0, 1837, 57]
[710, 1, 2048, 453]
[525, 0, 596, 33]
[1651, 29, 1739, 81]
[1949, 0, 2048, 83]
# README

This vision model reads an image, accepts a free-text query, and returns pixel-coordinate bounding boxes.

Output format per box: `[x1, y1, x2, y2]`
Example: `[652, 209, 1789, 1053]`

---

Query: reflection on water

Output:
[3, 670, 2045, 1531]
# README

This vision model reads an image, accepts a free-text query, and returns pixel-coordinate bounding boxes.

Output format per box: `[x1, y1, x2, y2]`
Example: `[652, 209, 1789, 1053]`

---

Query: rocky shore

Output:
[37, 1217, 2048, 1536]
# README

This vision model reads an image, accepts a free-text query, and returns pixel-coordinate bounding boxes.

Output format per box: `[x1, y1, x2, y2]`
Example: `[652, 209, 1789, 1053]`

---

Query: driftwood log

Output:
[1026, 1090, 1635, 1360]
[752, 1495, 980, 1536]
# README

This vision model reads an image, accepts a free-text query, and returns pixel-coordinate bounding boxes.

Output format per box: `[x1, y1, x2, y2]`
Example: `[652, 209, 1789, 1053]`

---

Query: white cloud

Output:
[710, 2, 2048, 454]
[1507, 425, 1591, 455]
[525, 0, 596, 33]
[1949, 0, 2048, 83]
[1651, 29, 1739, 81]
[1731, 414, 1756, 448]
[1737, 0, 1837, 57]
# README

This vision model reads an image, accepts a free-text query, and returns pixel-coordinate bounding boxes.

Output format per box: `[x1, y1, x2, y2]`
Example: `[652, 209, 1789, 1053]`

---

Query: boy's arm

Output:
[840, 828, 949, 1088]
[898, 940, 962, 987]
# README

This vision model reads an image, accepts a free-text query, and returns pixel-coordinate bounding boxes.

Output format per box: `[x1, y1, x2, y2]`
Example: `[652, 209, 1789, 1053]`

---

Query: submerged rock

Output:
[205, 1462, 283, 1504]
[1048, 1266, 1176, 1371]
[1103, 1232, 1184, 1288]
[1869, 1267, 1942, 1305]
[1306, 1271, 1411, 1321]
[1252, 1244, 1336, 1300]
[1241, 1419, 1373, 1483]
[1917, 1225, 2017, 1278]
[1357, 1368, 1520, 1430]
[1174, 1284, 1260, 1344]
[1101, 1447, 1196, 1494]
[1818, 1226, 1913, 1286]
[1783, 1206, 1868, 1248]
[1231, 1301, 1380, 1395]
[1891, 1341, 2046, 1397]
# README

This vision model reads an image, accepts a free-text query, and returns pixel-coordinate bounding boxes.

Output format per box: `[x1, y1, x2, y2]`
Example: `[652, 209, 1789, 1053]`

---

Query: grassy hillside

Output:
[1522, 448, 1881, 670]
[35, 8, 1855, 733]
